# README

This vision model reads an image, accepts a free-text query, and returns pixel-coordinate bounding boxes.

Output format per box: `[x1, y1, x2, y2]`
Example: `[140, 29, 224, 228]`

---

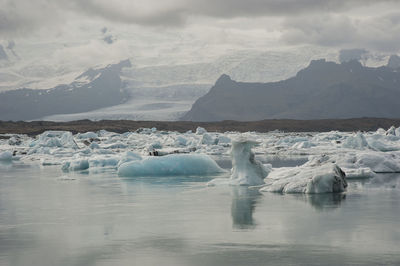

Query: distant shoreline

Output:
[1, 118, 400, 136]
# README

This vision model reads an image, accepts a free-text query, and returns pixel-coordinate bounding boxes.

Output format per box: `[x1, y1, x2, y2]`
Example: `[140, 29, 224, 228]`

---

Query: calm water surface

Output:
[0, 161, 400, 266]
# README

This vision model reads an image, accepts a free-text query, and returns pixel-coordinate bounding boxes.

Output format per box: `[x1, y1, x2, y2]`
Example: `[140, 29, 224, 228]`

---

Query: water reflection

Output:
[263, 156, 308, 168]
[289, 193, 346, 211]
[120, 175, 216, 186]
[231, 187, 261, 229]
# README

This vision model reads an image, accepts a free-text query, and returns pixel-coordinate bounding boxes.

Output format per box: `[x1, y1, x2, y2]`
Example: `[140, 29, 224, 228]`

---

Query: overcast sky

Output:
[1, 0, 400, 70]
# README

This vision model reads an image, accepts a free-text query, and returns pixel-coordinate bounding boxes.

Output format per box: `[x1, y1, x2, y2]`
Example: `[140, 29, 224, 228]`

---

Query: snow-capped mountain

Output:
[0, 60, 131, 121]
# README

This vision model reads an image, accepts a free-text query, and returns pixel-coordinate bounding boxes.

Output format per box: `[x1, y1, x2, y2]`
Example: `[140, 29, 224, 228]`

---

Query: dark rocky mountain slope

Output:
[0, 60, 131, 121]
[182, 59, 400, 121]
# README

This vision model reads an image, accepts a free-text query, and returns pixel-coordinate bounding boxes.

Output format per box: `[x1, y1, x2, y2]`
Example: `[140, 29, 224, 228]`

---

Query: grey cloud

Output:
[1, 0, 400, 54]
[0, 0, 66, 37]
[0, 0, 397, 36]
[339, 49, 368, 63]
[69, 0, 399, 24]
[281, 15, 357, 47]
[281, 12, 400, 53]
[6, 40, 15, 50]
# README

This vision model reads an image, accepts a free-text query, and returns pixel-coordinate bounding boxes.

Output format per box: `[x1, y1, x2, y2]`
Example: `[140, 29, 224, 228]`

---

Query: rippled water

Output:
[1, 161, 400, 266]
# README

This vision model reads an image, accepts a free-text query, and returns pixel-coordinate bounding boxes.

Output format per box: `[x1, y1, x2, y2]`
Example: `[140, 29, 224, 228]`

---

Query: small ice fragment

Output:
[196, 127, 207, 135]
[62, 159, 89, 172]
[76, 132, 98, 139]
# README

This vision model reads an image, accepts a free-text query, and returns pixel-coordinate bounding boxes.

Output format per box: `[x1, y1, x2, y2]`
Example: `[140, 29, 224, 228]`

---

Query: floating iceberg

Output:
[61, 155, 123, 172]
[196, 127, 207, 135]
[62, 159, 89, 172]
[0, 151, 13, 161]
[229, 139, 269, 186]
[118, 154, 225, 177]
[208, 139, 269, 186]
[76, 132, 98, 139]
[29, 131, 78, 150]
[117, 151, 142, 167]
[260, 160, 347, 194]
[336, 152, 400, 173]
[342, 132, 369, 150]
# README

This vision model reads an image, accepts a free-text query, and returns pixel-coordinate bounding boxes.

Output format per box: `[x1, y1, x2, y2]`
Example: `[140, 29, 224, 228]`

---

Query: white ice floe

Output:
[76, 132, 98, 139]
[260, 159, 347, 194]
[118, 154, 225, 177]
[196, 127, 207, 135]
[29, 131, 78, 150]
[117, 151, 142, 167]
[336, 151, 400, 173]
[62, 159, 89, 172]
[342, 132, 369, 150]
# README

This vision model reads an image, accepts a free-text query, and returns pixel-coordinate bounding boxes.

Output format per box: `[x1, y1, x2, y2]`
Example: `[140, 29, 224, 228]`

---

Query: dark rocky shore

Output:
[1, 118, 400, 136]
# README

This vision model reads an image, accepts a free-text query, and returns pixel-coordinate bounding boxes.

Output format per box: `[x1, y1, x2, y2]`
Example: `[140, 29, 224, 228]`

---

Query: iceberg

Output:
[117, 151, 142, 167]
[228, 139, 269, 186]
[30, 131, 78, 150]
[76, 132, 98, 139]
[0, 151, 13, 161]
[196, 127, 207, 135]
[342, 132, 368, 150]
[201, 133, 217, 145]
[260, 161, 347, 194]
[336, 151, 400, 173]
[118, 154, 225, 177]
[62, 159, 89, 172]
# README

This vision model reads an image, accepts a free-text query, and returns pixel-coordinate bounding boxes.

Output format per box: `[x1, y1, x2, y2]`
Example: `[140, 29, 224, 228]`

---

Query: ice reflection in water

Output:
[231, 187, 261, 229]
[0, 164, 400, 266]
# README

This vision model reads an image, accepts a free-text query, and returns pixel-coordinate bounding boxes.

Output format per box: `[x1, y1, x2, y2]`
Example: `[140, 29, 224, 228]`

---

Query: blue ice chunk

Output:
[118, 154, 225, 177]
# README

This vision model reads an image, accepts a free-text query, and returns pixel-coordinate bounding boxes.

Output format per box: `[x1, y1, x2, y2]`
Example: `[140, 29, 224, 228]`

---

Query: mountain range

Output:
[182, 58, 400, 121]
[0, 60, 131, 121]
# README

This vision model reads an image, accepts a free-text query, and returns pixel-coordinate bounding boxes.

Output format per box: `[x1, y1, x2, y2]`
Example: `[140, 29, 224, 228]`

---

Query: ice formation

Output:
[118, 154, 225, 177]
[228, 139, 269, 186]
[260, 157, 347, 194]
[1, 125, 400, 192]
[0, 151, 13, 161]
[29, 131, 78, 150]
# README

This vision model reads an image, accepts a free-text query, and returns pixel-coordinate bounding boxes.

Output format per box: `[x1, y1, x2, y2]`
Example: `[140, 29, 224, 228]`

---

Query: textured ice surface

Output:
[260, 160, 347, 194]
[228, 139, 269, 186]
[29, 131, 78, 150]
[118, 154, 225, 177]
[2, 126, 400, 191]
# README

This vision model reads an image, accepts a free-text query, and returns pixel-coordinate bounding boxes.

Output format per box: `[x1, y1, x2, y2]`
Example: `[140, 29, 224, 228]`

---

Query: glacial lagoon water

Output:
[1, 160, 400, 266]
